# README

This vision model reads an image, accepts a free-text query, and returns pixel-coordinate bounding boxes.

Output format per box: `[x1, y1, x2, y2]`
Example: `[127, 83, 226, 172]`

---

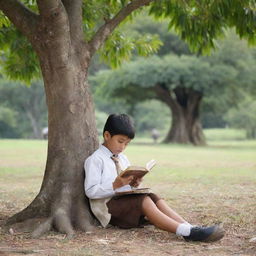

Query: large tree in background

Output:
[92, 31, 256, 145]
[91, 55, 237, 145]
[0, 0, 255, 237]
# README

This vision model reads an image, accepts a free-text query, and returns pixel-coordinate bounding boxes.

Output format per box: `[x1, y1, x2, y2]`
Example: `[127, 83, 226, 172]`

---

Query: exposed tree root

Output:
[4, 218, 47, 234]
[5, 199, 48, 226]
[4, 174, 97, 238]
[73, 197, 97, 232]
[53, 208, 75, 238]
[31, 217, 53, 238]
[5, 192, 96, 238]
[7, 208, 96, 239]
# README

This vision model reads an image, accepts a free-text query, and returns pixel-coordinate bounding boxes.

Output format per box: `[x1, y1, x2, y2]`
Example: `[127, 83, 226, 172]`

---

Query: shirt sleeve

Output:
[84, 156, 115, 199]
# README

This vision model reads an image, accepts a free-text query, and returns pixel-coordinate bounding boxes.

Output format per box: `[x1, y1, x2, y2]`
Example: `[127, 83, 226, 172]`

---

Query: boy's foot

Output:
[183, 225, 225, 242]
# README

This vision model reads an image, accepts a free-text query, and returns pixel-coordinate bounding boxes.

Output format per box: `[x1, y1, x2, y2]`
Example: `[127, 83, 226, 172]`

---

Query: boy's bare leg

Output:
[142, 197, 225, 242]
[142, 196, 180, 233]
[156, 199, 188, 224]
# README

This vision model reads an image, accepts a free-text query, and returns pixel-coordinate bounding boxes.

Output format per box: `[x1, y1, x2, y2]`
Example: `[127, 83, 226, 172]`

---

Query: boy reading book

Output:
[113, 159, 156, 194]
[84, 114, 224, 242]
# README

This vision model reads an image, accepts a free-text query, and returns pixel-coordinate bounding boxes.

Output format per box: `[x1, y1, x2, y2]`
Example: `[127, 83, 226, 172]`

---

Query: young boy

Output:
[84, 114, 224, 242]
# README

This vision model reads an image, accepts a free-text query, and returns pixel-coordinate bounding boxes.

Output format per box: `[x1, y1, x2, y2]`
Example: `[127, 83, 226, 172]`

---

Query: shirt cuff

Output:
[101, 180, 115, 194]
[114, 184, 132, 193]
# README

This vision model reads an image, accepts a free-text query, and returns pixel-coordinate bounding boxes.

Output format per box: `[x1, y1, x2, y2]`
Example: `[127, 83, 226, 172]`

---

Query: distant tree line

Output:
[1, 18, 256, 141]
[0, 80, 47, 139]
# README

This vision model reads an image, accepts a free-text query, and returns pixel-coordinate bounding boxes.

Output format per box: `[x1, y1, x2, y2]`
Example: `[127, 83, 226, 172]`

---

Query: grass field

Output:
[0, 131, 256, 255]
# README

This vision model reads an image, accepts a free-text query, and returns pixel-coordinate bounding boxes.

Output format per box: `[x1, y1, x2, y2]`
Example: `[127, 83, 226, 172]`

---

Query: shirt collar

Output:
[99, 144, 115, 158]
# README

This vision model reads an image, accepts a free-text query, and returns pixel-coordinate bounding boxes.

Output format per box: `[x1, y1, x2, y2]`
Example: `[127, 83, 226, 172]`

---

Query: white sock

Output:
[176, 223, 192, 236]
[184, 222, 193, 228]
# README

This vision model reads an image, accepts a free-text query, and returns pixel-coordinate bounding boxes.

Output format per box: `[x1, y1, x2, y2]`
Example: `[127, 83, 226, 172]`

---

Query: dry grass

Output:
[0, 138, 256, 256]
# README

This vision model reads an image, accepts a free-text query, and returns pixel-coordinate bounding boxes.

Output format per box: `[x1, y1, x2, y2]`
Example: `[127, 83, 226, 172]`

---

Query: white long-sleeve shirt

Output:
[84, 144, 131, 199]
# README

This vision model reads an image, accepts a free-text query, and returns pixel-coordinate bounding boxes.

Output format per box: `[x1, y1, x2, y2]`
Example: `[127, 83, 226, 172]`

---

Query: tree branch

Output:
[35, 0, 72, 57]
[154, 83, 177, 110]
[88, 0, 154, 56]
[36, 0, 62, 16]
[62, 0, 83, 45]
[0, 0, 38, 41]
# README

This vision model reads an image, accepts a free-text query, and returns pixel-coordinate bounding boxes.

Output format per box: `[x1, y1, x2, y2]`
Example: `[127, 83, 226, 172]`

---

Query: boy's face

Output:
[103, 132, 131, 155]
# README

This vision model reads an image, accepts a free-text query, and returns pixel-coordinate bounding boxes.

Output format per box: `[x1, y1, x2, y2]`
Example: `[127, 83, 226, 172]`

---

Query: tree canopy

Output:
[91, 54, 237, 104]
[1, 0, 256, 82]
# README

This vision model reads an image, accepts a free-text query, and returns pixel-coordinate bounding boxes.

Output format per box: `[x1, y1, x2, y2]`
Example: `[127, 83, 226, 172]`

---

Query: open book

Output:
[119, 159, 156, 179]
[115, 159, 156, 195]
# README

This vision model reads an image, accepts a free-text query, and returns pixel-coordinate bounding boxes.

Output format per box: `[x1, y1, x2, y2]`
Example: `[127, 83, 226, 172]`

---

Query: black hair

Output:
[103, 113, 135, 139]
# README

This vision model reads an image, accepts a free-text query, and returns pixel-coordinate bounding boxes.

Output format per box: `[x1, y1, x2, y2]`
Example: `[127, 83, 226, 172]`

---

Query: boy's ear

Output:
[103, 131, 111, 141]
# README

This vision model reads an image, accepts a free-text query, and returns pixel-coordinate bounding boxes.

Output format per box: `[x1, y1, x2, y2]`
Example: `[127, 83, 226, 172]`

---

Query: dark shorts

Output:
[107, 193, 161, 229]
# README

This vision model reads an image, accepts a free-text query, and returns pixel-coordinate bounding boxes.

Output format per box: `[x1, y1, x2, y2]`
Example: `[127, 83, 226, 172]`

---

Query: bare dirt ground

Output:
[1, 141, 256, 256]
[1, 183, 256, 256]
[0, 222, 255, 256]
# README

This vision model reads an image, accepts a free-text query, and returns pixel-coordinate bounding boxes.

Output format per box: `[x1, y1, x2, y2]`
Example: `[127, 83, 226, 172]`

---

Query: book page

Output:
[115, 187, 151, 195]
[146, 159, 156, 170]
[114, 185, 132, 193]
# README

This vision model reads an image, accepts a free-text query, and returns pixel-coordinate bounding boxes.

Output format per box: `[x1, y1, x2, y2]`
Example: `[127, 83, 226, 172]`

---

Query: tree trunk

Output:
[164, 87, 205, 145]
[0, 0, 156, 238]
[154, 85, 205, 145]
[6, 38, 99, 239]
[164, 105, 205, 145]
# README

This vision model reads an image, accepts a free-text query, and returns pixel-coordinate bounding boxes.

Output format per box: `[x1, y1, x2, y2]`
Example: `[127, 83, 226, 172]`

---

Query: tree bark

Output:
[154, 84, 206, 145]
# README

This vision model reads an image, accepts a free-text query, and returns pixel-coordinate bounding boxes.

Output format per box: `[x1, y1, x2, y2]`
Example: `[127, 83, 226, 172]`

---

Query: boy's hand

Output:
[113, 175, 134, 189]
[130, 177, 143, 187]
